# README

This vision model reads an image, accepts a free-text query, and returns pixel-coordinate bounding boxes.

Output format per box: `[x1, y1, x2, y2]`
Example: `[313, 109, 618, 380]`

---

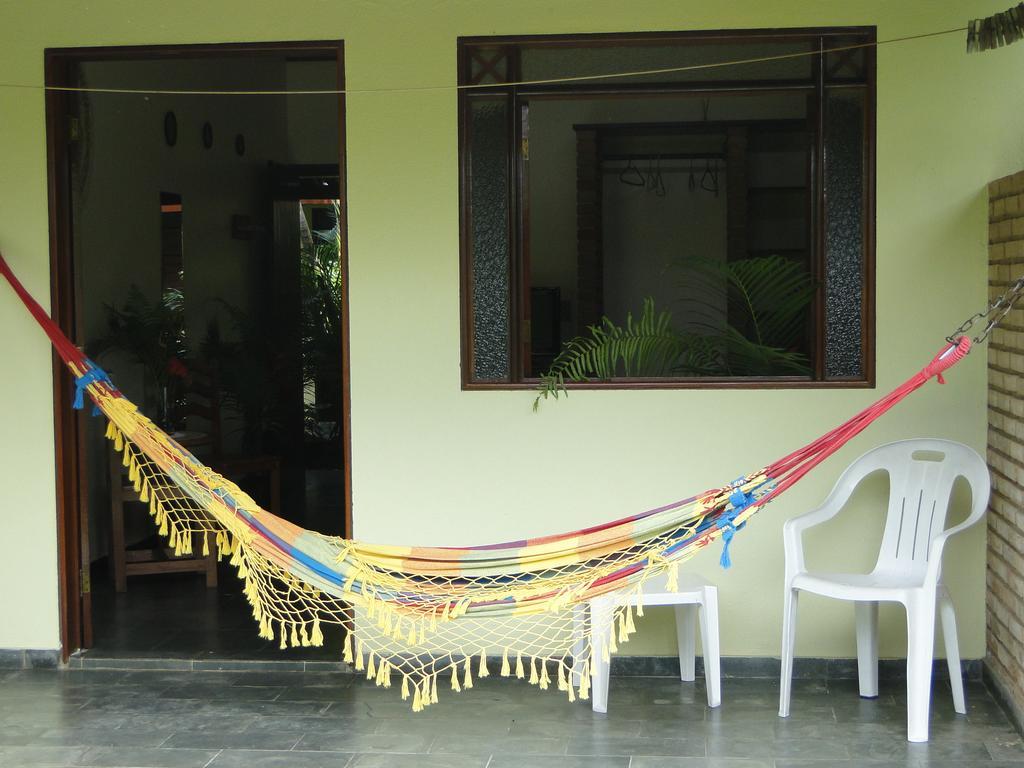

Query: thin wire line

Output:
[0, 26, 966, 97]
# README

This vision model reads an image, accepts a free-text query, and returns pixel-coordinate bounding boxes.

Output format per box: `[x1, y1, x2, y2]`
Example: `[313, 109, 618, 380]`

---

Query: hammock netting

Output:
[0, 253, 972, 711]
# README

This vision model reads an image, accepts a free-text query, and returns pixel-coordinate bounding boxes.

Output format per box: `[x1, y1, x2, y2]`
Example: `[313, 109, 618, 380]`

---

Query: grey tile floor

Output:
[0, 668, 1020, 767]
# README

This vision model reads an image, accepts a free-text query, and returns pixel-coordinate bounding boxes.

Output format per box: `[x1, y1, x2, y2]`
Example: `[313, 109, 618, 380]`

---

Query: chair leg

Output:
[938, 586, 966, 715]
[204, 536, 218, 589]
[699, 586, 721, 708]
[590, 598, 613, 714]
[855, 600, 879, 698]
[906, 593, 937, 742]
[779, 587, 799, 717]
[674, 604, 697, 682]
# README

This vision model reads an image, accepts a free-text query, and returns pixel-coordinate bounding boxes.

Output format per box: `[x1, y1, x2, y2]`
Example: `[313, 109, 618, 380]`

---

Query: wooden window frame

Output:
[458, 27, 876, 391]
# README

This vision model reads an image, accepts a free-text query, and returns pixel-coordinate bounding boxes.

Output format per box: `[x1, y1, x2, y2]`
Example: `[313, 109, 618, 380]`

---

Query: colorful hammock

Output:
[0, 252, 973, 710]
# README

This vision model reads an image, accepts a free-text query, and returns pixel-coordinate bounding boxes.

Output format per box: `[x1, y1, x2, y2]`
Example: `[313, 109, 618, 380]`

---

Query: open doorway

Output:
[45, 41, 350, 661]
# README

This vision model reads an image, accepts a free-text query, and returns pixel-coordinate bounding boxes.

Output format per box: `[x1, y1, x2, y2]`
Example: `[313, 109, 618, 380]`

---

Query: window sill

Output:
[463, 376, 875, 391]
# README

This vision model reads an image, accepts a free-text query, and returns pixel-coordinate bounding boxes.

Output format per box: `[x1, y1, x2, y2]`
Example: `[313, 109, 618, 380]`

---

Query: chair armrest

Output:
[925, 504, 988, 584]
[782, 493, 850, 582]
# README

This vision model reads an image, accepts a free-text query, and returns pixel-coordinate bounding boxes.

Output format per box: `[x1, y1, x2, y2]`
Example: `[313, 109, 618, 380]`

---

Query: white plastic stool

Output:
[576, 572, 721, 713]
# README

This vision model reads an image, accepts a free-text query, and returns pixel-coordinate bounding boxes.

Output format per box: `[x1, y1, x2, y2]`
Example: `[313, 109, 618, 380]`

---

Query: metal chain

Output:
[947, 273, 1024, 344]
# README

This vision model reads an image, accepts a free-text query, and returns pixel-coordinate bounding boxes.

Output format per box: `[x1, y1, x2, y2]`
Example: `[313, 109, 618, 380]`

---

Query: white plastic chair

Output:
[577, 572, 721, 713]
[778, 439, 990, 743]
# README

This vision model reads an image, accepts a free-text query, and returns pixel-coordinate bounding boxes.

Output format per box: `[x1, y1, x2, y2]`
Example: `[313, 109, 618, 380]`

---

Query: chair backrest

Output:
[838, 439, 989, 580]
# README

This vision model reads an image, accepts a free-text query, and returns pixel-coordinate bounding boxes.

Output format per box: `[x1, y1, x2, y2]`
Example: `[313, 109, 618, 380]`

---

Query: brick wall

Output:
[986, 169, 1024, 721]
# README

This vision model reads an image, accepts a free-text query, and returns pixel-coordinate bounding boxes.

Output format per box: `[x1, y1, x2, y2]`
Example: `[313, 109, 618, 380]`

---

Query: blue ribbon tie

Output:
[719, 483, 753, 569]
[73, 365, 111, 413]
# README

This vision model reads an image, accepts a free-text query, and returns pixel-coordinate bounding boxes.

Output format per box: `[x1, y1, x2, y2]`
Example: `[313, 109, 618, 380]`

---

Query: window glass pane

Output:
[520, 40, 815, 85]
[825, 37, 868, 82]
[823, 88, 865, 379]
[470, 46, 510, 84]
[527, 91, 814, 379]
[469, 98, 511, 380]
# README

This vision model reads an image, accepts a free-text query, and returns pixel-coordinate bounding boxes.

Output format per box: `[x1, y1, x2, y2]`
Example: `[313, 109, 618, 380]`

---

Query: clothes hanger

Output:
[619, 158, 645, 187]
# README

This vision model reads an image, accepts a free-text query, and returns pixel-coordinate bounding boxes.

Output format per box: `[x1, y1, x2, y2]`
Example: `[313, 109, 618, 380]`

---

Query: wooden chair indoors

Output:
[109, 444, 218, 592]
[109, 364, 281, 592]
[178, 363, 282, 518]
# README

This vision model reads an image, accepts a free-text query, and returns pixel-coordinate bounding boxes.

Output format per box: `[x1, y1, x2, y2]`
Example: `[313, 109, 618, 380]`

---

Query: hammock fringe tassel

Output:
[0, 250, 972, 710]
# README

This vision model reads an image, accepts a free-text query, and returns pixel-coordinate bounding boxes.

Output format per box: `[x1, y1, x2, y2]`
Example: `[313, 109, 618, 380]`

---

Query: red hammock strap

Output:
[0, 251, 85, 368]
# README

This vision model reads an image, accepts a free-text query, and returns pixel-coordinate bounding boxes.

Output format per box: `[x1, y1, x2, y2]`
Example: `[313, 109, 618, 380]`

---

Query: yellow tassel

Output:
[168, 525, 178, 550]
[441, 602, 451, 621]
[478, 649, 489, 678]
[529, 657, 539, 685]
[451, 667, 461, 692]
[202, 534, 210, 557]
[500, 648, 511, 677]
[625, 604, 636, 634]
[430, 674, 439, 704]
[430, 609, 438, 632]
[105, 422, 115, 440]
[401, 675, 410, 700]
[311, 617, 324, 647]
[384, 661, 393, 689]
[557, 663, 567, 691]
[343, 632, 353, 664]
[366, 651, 376, 681]
[515, 651, 525, 679]
[567, 677, 576, 702]
[375, 658, 386, 687]
[579, 662, 590, 701]
[618, 614, 628, 644]
[407, 622, 418, 646]
[138, 480, 149, 503]
[636, 601, 644, 618]
[159, 516, 169, 536]
[412, 683, 422, 712]
[290, 624, 299, 648]
[279, 622, 288, 650]
[666, 562, 679, 593]
[539, 660, 550, 690]
[463, 657, 473, 690]
[608, 630, 618, 654]
[354, 640, 365, 671]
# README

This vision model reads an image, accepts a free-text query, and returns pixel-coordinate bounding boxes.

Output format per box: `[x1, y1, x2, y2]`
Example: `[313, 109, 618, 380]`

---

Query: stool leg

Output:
[700, 586, 721, 708]
[674, 603, 697, 682]
[571, 603, 587, 688]
[590, 598, 613, 713]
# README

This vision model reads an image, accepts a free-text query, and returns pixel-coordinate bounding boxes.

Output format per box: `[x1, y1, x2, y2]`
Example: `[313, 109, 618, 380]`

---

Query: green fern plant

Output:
[534, 255, 814, 410]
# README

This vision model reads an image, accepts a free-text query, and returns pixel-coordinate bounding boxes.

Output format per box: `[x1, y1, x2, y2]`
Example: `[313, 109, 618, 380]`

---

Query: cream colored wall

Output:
[0, 0, 1021, 657]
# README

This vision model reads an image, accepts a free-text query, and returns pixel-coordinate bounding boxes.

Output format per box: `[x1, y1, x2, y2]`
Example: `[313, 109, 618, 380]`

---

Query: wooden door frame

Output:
[44, 40, 352, 661]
